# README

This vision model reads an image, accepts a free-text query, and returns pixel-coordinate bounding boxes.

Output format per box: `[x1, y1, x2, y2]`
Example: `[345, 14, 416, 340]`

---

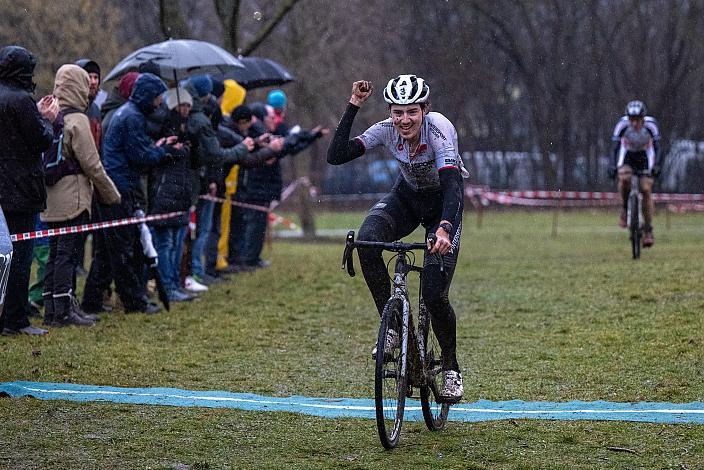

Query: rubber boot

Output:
[54, 295, 94, 327]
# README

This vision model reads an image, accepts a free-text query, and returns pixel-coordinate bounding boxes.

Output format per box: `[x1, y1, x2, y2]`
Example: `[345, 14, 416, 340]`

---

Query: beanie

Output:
[211, 78, 225, 99]
[189, 74, 213, 98]
[165, 87, 193, 110]
[267, 89, 287, 110]
[117, 72, 140, 100]
[231, 104, 252, 122]
[138, 60, 161, 76]
[249, 102, 267, 121]
[75, 59, 100, 80]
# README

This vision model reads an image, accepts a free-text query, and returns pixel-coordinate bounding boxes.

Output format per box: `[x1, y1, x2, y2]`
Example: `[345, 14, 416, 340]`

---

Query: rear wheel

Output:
[418, 303, 450, 430]
[375, 298, 407, 449]
[629, 194, 641, 259]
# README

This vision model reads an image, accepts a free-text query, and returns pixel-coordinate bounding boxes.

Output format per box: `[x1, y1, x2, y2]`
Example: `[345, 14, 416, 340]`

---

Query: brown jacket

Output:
[41, 65, 120, 222]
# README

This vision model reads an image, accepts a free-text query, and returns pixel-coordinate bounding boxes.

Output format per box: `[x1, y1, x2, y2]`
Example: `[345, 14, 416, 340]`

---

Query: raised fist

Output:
[350, 80, 373, 107]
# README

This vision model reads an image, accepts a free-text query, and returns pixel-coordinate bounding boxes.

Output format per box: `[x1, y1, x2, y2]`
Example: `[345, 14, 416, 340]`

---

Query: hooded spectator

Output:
[220, 79, 246, 117]
[41, 64, 121, 327]
[100, 73, 185, 314]
[0, 45, 57, 335]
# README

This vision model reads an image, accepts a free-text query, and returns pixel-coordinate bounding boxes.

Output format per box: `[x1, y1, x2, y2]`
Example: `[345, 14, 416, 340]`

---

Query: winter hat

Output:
[249, 102, 267, 121]
[211, 78, 225, 99]
[231, 104, 252, 122]
[267, 89, 287, 110]
[188, 74, 213, 98]
[75, 58, 100, 80]
[220, 79, 246, 116]
[117, 72, 140, 100]
[138, 60, 161, 76]
[165, 87, 193, 110]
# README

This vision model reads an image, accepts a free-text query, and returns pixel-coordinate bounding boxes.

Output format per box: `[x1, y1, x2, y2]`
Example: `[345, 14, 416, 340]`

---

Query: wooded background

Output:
[2, 0, 703, 192]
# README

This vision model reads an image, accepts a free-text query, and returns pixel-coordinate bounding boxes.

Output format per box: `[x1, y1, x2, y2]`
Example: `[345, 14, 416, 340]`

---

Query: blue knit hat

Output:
[267, 89, 287, 110]
[211, 78, 225, 98]
[189, 74, 213, 98]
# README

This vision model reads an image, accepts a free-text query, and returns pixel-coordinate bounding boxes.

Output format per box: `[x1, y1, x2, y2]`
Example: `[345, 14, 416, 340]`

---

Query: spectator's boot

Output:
[71, 295, 100, 322]
[643, 225, 654, 247]
[42, 293, 56, 327]
[54, 295, 94, 327]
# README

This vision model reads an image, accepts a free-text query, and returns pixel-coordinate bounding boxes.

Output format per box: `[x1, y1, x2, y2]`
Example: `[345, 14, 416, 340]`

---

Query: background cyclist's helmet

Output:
[383, 74, 430, 105]
[626, 100, 647, 118]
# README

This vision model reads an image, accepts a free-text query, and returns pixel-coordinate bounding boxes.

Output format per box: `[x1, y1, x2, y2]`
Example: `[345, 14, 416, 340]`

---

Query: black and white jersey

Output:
[354, 112, 468, 191]
[612, 116, 660, 169]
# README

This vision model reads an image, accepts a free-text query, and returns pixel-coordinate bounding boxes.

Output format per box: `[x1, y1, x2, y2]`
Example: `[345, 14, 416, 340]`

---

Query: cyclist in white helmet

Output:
[327, 75, 468, 402]
[609, 100, 661, 247]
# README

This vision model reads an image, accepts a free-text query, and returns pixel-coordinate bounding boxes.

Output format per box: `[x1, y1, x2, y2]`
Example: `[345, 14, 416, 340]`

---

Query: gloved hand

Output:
[163, 144, 188, 162]
[651, 165, 661, 178]
[607, 166, 617, 180]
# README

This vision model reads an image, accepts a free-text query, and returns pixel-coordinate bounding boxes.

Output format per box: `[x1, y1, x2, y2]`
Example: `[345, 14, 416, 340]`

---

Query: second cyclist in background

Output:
[609, 100, 661, 247]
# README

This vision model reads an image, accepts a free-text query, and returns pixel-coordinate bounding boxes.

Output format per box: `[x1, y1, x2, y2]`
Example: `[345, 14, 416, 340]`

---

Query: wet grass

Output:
[1, 209, 703, 468]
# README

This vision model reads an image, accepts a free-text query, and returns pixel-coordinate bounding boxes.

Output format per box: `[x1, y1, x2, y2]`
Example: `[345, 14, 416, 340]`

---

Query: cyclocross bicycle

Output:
[342, 230, 451, 449]
[627, 169, 651, 259]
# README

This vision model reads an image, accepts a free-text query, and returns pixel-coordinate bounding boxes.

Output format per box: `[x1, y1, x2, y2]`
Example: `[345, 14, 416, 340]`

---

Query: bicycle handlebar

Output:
[342, 230, 434, 277]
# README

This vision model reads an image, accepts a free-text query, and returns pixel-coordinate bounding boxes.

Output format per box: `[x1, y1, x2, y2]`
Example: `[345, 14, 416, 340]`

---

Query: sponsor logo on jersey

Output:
[428, 123, 447, 141]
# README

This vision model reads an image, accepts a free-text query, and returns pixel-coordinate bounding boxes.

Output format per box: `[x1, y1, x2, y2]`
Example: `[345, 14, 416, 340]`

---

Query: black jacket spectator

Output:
[0, 47, 53, 212]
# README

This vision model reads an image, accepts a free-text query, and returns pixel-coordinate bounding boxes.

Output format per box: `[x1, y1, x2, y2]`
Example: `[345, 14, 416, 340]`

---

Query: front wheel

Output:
[375, 298, 407, 449]
[418, 303, 450, 430]
[628, 193, 641, 259]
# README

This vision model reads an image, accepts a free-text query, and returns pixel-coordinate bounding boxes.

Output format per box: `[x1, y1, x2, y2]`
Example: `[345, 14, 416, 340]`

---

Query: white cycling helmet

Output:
[626, 100, 646, 118]
[383, 74, 430, 105]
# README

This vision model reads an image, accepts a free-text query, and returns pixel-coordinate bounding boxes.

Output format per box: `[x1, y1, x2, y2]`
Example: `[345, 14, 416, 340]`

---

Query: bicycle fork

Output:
[628, 174, 643, 231]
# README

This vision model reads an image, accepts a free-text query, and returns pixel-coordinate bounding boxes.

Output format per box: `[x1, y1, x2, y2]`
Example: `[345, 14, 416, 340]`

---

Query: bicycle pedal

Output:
[436, 395, 462, 405]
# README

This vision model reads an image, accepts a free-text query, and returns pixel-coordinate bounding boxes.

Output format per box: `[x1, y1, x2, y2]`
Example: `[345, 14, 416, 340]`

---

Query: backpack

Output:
[42, 108, 84, 186]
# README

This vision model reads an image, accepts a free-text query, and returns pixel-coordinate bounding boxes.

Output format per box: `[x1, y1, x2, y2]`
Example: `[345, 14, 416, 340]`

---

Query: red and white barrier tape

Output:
[200, 195, 271, 212]
[10, 211, 185, 242]
[667, 203, 704, 213]
[268, 213, 298, 230]
[467, 185, 704, 207]
[198, 196, 298, 229]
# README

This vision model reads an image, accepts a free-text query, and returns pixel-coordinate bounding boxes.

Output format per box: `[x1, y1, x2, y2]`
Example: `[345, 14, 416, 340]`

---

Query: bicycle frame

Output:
[342, 230, 436, 390]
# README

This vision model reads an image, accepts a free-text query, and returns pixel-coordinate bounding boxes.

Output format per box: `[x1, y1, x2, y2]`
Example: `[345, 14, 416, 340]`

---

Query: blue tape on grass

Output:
[2, 381, 703, 424]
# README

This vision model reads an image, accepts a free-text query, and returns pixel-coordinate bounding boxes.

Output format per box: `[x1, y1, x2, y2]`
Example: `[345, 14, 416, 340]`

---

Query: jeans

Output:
[191, 198, 214, 278]
[151, 225, 182, 293]
[1, 211, 36, 330]
[205, 201, 222, 275]
[239, 204, 269, 266]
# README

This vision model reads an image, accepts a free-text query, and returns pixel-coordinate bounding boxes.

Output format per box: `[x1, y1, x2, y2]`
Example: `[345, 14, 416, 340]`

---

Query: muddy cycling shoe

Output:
[618, 210, 627, 228]
[643, 230, 654, 247]
[439, 370, 463, 403]
[371, 328, 400, 359]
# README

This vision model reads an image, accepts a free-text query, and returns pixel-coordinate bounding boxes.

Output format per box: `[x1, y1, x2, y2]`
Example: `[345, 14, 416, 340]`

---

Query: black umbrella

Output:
[223, 56, 294, 90]
[103, 39, 245, 85]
